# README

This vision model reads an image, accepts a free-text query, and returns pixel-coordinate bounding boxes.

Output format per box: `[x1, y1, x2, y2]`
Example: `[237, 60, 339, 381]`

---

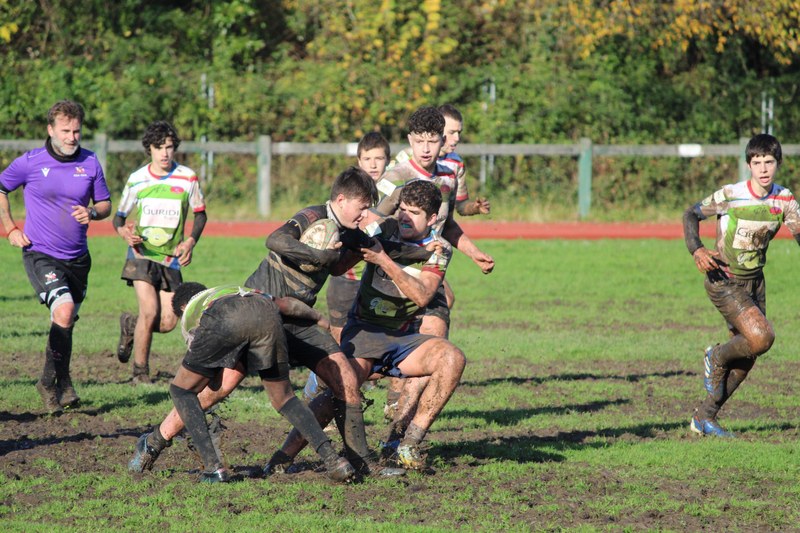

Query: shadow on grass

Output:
[460, 369, 695, 387]
[0, 425, 150, 457]
[439, 398, 630, 425]
[431, 420, 687, 466]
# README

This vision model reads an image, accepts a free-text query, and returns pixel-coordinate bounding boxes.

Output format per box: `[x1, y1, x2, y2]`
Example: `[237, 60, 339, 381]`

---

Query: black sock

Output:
[49, 323, 73, 381]
[333, 398, 372, 466]
[402, 422, 427, 446]
[170, 383, 220, 472]
[147, 425, 171, 451]
[279, 396, 332, 458]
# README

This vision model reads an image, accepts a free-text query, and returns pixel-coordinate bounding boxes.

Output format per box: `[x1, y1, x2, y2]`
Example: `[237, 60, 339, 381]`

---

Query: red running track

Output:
[4, 220, 795, 240]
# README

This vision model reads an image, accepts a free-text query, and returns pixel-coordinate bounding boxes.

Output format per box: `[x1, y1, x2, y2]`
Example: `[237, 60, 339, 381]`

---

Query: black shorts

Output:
[121, 257, 182, 292]
[182, 294, 289, 380]
[22, 250, 91, 308]
[423, 282, 450, 325]
[326, 275, 360, 328]
[705, 273, 766, 330]
[281, 316, 344, 372]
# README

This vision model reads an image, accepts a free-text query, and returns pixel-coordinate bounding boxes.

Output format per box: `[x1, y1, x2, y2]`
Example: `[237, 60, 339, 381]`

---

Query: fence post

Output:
[257, 135, 272, 218]
[94, 132, 108, 174]
[738, 137, 749, 181]
[578, 137, 592, 219]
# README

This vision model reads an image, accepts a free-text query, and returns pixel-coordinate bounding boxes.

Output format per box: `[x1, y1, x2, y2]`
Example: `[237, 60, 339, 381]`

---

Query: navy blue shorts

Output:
[340, 319, 435, 378]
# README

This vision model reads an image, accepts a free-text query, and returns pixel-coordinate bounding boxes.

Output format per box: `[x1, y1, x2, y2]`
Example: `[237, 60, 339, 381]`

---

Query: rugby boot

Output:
[703, 346, 727, 400]
[199, 467, 231, 483]
[396, 443, 426, 470]
[378, 439, 400, 465]
[323, 455, 356, 483]
[117, 312, 137, 363]
[57, 376, 80, 409]
[128, 433, 162, 472]
[263, 450, 294, 476]
[35, 380, 63, 414]
[690, 415, 736, 438]
[131, 363, 152, 385]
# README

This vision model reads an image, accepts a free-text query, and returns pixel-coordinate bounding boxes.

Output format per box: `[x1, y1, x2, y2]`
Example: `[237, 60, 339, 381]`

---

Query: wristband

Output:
[7, 226, 20, 238]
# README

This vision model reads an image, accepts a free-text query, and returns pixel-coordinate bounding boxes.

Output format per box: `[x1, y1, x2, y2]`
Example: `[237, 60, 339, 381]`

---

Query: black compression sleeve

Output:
[683, 204, 706, 255]
[190, 211, 207, 242]
[267, 222, 337, 267]
[112, 214, 126, 230]
[380, 239, 434, 262]
[278, 396, 333, 457]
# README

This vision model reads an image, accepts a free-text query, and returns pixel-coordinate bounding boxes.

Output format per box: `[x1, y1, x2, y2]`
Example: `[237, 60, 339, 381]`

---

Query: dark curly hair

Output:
[47, 100, 85, 126]
[407, 106, 445, 137]
[399, 179, 442, 218]
[142, 121, 182, 156]
[330, 166, 379, 205]
[172, 282, 208, 318]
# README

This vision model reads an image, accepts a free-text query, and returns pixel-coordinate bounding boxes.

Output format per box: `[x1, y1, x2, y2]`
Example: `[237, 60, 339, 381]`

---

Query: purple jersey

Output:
[0, 144, 111, 260]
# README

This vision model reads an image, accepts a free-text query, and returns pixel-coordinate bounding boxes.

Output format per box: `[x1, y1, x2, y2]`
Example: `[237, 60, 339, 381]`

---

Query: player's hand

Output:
[118, 221, 143, 247]
[475, 197, 491, 215]
[472, 250, 495, 274]
[692, 247, 721, 273]
[174, 238, 196, 267]
[71, 205, 93, 225]
[425, 240, 444, 256]
[360, 238, 386, 265]
[6, 227, 31, 248]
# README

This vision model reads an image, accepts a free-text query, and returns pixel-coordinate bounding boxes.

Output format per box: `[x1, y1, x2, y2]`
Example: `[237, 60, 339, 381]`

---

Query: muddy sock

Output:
[401, 422, 427, 446]
[170, 383, 220, 472]
[386, 389, 401, 405]
[333, 398, 372, 467]
[133, 363, 150, 377]
[385, 419, 408, 443]
[49, 323, 73, 381]
[279, 396, 332, 456]
[147, 425, 171, 451]
[698, 357, 755, 420]
[41, 347, 57, 387]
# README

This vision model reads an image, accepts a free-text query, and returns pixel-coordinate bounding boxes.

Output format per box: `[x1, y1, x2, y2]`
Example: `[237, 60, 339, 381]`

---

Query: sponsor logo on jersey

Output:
[139, 197, 182, 229]
[41, 168, 50, 177]
[171, 186, 185, 194]
[369, 297, 398, 317]
[770, 206, 782, 215]
[74, 166, 87, 177]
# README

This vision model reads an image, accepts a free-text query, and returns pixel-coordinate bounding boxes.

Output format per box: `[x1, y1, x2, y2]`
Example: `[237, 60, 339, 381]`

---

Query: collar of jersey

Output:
[747, 180, 775, 200]
[147, 161, 178, 180]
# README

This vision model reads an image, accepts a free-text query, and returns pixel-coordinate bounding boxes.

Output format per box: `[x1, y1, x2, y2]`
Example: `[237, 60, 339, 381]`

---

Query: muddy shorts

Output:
[704, 272, 766, 330]
[281, 316, 344, 372]
[183, 294, 289, 380]
[340, 318, 436, 378]
[326, 275, 360, 328]
[23, 250, 90, 308]
[121, 257, 182, 292]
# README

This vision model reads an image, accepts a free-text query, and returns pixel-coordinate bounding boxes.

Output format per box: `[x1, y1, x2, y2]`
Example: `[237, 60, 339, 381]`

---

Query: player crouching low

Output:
[127, 282, 354, 483]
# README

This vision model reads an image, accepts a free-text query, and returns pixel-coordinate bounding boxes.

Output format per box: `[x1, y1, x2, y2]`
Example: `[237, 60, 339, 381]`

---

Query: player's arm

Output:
[274, 296, 330, 329]
[442, 216, 494, 274]
[175, 210, 208, 267]
[456, 198, 491, 216]
[0, 186, 31, 247]
[683, 201, 721, 274]
[360, 239, 442, 307]
[266, 219, 340, 269]
[71, 198, 112, 225]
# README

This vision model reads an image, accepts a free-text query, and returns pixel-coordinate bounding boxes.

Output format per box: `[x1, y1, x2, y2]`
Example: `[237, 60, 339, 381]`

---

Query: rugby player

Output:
[114, 121, 207, 384]
[684, 133, 800, 437]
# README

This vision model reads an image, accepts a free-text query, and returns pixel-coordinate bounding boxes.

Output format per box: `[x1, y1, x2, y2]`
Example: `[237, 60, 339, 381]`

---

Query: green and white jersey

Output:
[696, 181, 800, 279]
[116, 162, 205, 268]
[180, 285, 266, 344]
[352, 219, 452, 331]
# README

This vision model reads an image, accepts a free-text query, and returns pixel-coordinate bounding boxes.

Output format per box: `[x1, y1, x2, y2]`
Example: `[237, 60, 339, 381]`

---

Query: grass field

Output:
[2, 236, 800, 531]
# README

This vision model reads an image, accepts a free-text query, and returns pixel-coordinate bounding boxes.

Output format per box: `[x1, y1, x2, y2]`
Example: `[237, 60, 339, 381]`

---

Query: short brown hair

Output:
[357, 132, 390, 160]
[47, 100, 85, 126]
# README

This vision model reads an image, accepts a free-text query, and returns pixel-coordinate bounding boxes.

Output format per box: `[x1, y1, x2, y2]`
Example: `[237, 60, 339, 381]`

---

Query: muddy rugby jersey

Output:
[0, 143, 110, 260]
[375, 158, 457, 234]
[180, 285, 266, 344]
[391, 148, 470, 204]
[696, 181, 800, 279]
[116, 163, 205, 269]
[351, 218, 452, 330]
